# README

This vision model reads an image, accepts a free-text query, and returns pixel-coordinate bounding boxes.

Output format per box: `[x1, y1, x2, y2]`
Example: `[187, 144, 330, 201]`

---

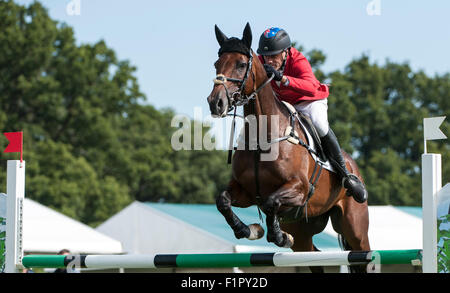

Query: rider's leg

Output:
[294, 99, 367, 203]
[320, 129, 367, 203]
[294, 99, 329, 137]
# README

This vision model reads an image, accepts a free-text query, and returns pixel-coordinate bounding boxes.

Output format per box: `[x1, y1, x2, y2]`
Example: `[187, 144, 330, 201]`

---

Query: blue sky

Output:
[15, 0, 450, 147]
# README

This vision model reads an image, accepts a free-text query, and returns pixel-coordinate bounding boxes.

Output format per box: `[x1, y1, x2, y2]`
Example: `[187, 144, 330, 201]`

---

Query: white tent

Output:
[367, 206, 422, 250]
[320, 205, 422, 250]
[23, 198, 124, 254]
[96, 201, 239, 254]
[96, 201, 423, 255]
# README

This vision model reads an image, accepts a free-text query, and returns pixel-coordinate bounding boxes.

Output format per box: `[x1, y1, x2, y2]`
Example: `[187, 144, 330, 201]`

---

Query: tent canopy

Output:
[23, 198, 124, 254]
[97, 201, 423, 254]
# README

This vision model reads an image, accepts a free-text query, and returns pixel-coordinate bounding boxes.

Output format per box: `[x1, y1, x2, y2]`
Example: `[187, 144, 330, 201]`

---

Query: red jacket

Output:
[258, 47, 329, 104]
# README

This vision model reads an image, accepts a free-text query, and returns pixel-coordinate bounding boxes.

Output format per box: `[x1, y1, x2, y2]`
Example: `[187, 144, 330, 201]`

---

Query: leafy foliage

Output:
[0, 1, 230, 226]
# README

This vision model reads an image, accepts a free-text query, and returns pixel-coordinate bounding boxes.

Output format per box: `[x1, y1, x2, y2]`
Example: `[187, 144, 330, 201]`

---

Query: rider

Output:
[257, 27, 367, 204]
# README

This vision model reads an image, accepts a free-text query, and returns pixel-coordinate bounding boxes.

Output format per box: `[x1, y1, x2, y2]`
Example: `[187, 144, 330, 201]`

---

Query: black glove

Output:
[263, 64, 283, 81]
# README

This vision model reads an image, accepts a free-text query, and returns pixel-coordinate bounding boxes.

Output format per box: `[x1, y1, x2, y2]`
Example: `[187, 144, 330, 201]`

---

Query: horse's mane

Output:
[250, 50, 291, 118]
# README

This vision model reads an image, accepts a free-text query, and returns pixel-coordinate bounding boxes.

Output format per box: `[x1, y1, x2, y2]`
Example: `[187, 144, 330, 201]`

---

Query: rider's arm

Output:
[283, 58, 320, 97]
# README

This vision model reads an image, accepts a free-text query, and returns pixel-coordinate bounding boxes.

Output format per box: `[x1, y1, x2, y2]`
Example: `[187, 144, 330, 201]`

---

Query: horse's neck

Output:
[241, 55, 295, 143]
[242, 83, 291, 145]
[244, 78, 293, 130]
[243, 84, 283, 118]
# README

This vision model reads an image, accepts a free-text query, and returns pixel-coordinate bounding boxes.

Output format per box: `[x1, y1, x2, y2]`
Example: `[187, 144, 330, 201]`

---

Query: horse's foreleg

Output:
[265, 213, 294, 248]
[263, 179, 306, 248]
[216, 181, 265, 240]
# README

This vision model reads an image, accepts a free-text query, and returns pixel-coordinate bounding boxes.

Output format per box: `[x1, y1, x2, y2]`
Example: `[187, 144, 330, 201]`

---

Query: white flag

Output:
[424, 116, 447, 141]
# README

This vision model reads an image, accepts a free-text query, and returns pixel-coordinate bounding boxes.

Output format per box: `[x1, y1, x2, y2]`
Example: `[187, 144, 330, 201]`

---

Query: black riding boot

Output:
[320, 129, 368, 203]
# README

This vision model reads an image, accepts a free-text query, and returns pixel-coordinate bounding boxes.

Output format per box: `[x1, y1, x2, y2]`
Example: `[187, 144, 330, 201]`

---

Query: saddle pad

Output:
[280, 101, 334, 172]
[295, 114, 335, 173]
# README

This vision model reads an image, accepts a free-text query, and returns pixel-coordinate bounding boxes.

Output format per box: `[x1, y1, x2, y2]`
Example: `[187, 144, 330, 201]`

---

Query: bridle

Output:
[212, 50, 275, 165]
[212, 51, 273, 113]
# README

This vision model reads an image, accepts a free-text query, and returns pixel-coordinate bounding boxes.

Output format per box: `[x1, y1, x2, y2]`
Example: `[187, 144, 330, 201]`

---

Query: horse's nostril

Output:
[217, 99, 223, 111]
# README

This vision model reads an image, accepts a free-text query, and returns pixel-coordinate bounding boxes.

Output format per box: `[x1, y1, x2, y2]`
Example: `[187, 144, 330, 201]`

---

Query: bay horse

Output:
[207, 23, 370, 273]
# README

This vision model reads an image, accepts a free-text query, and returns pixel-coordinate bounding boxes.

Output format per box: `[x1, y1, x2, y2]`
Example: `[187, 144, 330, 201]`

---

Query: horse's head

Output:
[207, 23, 256, 117]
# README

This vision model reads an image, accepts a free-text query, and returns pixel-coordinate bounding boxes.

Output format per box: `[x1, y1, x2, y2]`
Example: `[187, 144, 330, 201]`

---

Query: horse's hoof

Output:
[282, 232, 294, 248]
[247, 224, 264, 240]
[267, 232, 294, 248]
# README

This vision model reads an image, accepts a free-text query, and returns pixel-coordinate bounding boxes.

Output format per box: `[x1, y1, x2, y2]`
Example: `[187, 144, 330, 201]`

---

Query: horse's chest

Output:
[232, 152, 287, 192]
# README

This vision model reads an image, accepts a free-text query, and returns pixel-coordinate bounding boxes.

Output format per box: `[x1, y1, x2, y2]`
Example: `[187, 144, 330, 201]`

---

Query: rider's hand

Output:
[263, 64, 283, 81]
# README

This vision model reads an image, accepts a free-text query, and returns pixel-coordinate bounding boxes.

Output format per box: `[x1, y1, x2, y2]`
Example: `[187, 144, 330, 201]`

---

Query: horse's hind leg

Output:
[331, 199, 370, 273]
[216, 180, 265, 240]
[292, 236, 324, 273]
[282, 215, 330, 273]
[283, 223, 325, 274]
[310, 245, 325, 273]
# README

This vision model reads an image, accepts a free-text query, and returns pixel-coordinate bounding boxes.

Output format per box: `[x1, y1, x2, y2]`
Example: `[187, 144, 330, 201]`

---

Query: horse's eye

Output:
[237, 62, 247, 69]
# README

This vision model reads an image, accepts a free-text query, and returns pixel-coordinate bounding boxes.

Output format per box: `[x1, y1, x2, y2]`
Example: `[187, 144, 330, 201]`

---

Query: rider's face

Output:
[263, 51, 286, 70]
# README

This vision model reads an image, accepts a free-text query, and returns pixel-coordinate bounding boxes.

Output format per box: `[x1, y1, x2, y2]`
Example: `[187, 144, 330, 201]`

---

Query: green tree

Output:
[326, 56, 448, 205]
[0, 0, 231, 226]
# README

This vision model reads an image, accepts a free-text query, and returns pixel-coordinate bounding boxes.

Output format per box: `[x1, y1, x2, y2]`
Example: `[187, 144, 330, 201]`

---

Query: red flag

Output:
[4, 131, 23, 162]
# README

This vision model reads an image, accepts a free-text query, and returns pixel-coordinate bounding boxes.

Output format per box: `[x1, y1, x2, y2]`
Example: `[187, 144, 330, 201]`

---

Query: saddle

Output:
[280, 101, 327, 162]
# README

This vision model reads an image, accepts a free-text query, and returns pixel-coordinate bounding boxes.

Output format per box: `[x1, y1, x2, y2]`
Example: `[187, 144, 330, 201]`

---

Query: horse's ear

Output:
[215, 24, 228, 46]
[242, 22, 252, 49]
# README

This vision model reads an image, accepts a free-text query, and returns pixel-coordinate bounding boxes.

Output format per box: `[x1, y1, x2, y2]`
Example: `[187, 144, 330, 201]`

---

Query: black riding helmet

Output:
[257, 27, 291, 56]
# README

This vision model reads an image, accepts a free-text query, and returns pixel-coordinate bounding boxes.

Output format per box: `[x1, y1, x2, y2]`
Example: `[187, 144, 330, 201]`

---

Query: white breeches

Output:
[293, 99, 329, 137]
